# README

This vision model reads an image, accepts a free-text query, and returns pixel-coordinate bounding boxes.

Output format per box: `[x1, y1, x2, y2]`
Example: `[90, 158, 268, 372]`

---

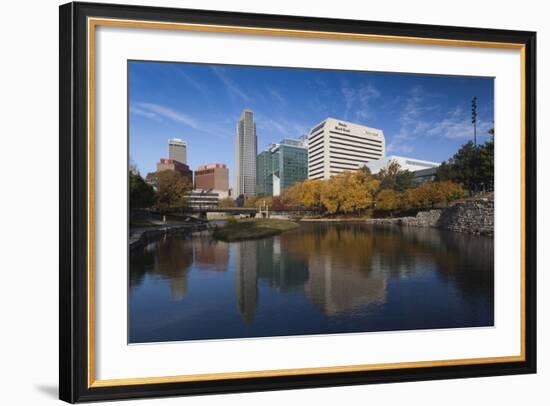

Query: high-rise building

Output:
[194, 163, 229, 198]
[256, 138, 308, 196]
[307, 118, 385, 180]
[234, 109, 257, 197]
[256, 150, 273, 197]
[168, 138, 187, 164]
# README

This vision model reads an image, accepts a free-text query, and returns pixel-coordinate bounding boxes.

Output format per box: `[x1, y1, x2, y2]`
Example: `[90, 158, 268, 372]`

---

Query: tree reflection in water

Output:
[129, 223, 494, 343]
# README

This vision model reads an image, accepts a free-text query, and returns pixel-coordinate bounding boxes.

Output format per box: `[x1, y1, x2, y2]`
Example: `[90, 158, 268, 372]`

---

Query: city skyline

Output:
[129, 61, 494, 185]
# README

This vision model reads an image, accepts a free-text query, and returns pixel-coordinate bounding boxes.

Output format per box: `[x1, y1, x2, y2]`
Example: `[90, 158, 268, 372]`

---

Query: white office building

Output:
[307, 118, 385, 180]
[168, 138, 187, 164]
[366, 155, 440, 174]
[234, 109, 258, 197]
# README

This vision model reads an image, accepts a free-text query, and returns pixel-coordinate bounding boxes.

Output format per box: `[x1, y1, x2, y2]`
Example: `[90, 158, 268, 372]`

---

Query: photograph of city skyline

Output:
[128, 60, 495, 344]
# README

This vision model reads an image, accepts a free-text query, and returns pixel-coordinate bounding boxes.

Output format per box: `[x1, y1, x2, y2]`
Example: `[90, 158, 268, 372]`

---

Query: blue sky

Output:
[129, 61, 494, 182]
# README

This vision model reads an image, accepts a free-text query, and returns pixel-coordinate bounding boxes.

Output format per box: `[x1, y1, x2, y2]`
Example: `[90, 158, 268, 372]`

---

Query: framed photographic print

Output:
[59, 1, 537, 403]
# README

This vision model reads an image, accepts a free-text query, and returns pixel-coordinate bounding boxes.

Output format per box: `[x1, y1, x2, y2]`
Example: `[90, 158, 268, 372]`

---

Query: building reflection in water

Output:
[305, 255, 386, 316]
[234, 240, 258, 323]
[257, 238, 309, 291]
[131, 233, 232, 302]
[129, 222, 494, 342]
[193, 235, 229, 272]
[130, 235, 194, 301]
[232, 225, 389, 319]
[155, 236, 194, 301]
[284, 226, 387, 315]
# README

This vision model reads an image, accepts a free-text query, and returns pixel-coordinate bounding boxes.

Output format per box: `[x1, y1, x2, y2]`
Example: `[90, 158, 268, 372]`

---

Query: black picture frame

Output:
[59, 1, 537, 403]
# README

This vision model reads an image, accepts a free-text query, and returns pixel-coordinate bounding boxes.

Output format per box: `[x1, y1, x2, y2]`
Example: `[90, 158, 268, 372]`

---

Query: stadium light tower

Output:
[471, 96, 478, 146]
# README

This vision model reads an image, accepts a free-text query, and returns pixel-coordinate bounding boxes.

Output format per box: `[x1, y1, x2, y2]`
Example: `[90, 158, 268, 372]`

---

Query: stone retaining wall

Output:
[439, 199, 494, 236]
[367, 198, 493, 236]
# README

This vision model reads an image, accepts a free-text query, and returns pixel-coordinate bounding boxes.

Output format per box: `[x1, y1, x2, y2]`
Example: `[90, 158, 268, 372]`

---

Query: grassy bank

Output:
[213, 219, 300, 242]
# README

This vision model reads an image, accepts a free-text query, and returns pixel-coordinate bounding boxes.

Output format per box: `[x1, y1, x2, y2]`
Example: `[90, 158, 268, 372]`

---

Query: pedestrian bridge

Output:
[186, 207, 258, 214]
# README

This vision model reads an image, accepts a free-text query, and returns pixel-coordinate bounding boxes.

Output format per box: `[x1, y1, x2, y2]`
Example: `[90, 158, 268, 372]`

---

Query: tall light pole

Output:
[471, 96, 478, 195]
[471, 96, 478, 146]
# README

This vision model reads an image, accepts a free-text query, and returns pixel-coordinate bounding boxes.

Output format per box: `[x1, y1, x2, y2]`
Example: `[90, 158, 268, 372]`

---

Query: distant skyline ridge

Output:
[129, 61, 494, 183]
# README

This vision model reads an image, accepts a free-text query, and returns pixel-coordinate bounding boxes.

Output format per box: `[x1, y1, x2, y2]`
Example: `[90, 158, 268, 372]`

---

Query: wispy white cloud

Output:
[341, 81, 381, 121]
[175, 68, 209, 96]
[426, 106, 492, 140]
[210, 66, 251, 101]
[387, 86, 434, 153]
[201, 122, 233, 139]
[356, 83, 381, 120]
[341, 83, 355, 120]
[135, 102, 199, 128]
[386, 142, 414, 155]
[386, 86, 492, 155]
[131, 102, 232, 139]
[255, 113, 309, 140]
[130, 106, 162, 121]
[267, 88, 287, 105]
[314, 77, 332, 97]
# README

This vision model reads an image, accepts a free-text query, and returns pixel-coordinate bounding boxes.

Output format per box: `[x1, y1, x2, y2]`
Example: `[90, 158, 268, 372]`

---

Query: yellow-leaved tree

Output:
[402, 181, 464, 210]
[376, 189, 402, 216]
[284, 179, 324, 212]
[320, 171, 379, 214]
[438, 181, 464, 205]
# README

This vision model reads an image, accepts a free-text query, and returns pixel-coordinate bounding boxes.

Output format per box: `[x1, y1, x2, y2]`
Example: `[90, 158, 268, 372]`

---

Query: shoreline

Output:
[212, 219, 299, 242]
[130, 198, 493, 250]
[365, 199, 494, 237]
[300, 198, 493, 236]
[299, 218, 368, 222]
[129, 222, 209, 251]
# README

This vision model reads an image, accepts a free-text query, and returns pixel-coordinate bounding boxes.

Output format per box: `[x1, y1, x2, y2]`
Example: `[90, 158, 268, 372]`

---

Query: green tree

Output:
[375, 160, 415, 192]
[436, 133, 494, 194]
[436, 141, 477, 194]
[358, 165, 372, 177]
[150, 170, 192, 210]
[477, 137, 494, 192]
[129, 171, 156, 208]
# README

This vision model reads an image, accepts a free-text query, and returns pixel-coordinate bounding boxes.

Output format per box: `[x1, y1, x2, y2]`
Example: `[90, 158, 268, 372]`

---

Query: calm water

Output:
[129, 223, 494, 343]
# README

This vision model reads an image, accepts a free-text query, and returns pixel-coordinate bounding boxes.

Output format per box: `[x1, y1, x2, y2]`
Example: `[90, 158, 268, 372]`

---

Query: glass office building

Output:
[256, 150, 273, 197]
[256, 139, 308, 196]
